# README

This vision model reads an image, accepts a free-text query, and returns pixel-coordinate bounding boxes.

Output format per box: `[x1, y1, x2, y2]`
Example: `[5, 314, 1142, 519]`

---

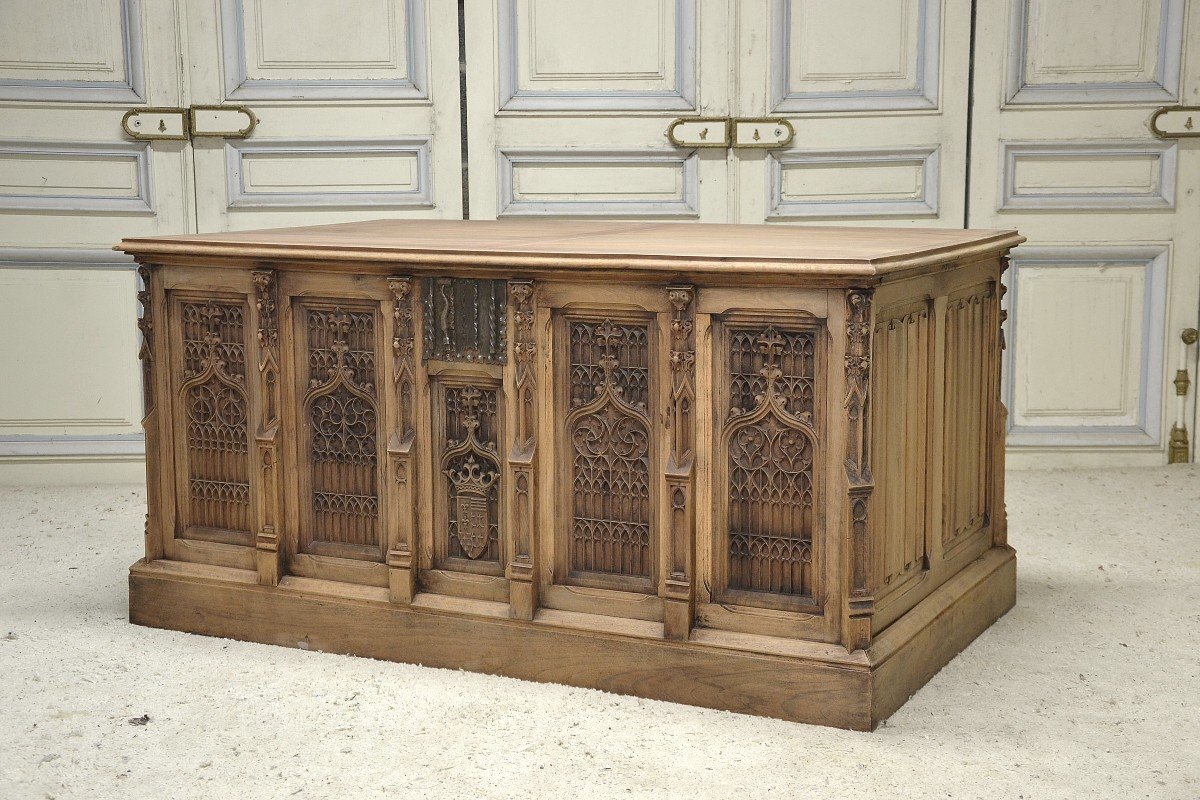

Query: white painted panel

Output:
[0, 141, 152, 212]
[1001, 142, 1176, 210]
[0, 268, 140, 437]
[1016, 267, 1143, 421]
[226, 139, 430, 207]
[498, 0, 695, 110]
[768, 148, 938, 218]
[243, 0, 407, 80]
[0, 0, 143, 100]
[1006, 248, 1167, 446]
[0, 0, 126, 81]
[772, 0, 939, 111]
[1007, 0, 1184, 103]
[498, 151, 697, 216]
[221, 0, 426, 99]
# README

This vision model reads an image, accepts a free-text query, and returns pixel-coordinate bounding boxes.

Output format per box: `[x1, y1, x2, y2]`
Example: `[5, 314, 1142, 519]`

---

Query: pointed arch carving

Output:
[301, 306, 381, 550]
[178, 300, 251, 535]
[565, 318, 653, 580]
[720, 324, 819, 600]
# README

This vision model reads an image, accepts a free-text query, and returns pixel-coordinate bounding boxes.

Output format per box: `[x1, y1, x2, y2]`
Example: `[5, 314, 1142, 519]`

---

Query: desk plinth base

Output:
[129, 547, 1015, 731]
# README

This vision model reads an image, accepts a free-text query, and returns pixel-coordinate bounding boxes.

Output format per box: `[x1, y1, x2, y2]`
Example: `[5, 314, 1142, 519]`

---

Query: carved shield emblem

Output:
[455, 491, 490, 559]
[446, 454, 498, 560]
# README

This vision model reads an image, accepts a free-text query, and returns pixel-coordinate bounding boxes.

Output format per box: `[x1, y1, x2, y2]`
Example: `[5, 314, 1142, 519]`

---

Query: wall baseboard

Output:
[0, 455, 145, 486]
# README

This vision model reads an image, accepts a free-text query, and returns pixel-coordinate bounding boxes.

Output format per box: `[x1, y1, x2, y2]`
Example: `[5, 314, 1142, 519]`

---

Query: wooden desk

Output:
[118, 219, 1024, 730]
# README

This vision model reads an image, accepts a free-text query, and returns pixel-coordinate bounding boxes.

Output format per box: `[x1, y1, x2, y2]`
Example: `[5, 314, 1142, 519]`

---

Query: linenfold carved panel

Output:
[302, 305, 381, 550]
[441, 384, 502, 563]
[722, 325, 817, 598]
[943, 286, 994, 555]
[871, 303, 932, 593]
[566, 318, 653, 580]
[179, 300, 251, 535]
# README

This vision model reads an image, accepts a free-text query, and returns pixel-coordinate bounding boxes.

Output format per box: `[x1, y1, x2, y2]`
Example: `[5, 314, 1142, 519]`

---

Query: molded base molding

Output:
[129, 547, 1015, 730]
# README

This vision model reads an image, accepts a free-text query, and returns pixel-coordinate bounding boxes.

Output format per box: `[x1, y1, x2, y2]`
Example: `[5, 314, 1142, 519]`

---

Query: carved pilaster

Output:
[993, 258, 1011, 547]
[663, 286, 695, 640]
[251, 270, 283, 585]
[506, 281, 537, 619]
[137, 264, 163, 560]
[387, 277, 418, 603]
[845, 289, 875, 651]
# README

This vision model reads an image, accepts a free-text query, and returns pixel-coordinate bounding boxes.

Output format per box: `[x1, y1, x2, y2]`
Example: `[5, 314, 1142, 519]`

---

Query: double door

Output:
[1, 0, 1198, 470]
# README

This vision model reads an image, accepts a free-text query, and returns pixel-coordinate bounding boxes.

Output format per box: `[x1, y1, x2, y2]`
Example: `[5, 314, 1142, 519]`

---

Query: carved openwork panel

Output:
[437, 382, 502, 567]
[301, 304, 381, 553]
[942, 285, 995, 556]
[564, 317, 654, 582]
[178, 299, 251, 537]
[422, 278, 507, 363]
[720, 323, 819, 603]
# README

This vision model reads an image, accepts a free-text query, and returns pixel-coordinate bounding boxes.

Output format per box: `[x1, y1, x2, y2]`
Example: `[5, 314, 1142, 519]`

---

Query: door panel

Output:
[466, 0, 731, 221]
[0, 0, 189, 465]
[186, 0, 461, 231]
[735, 0, 970, 228]
[970, 0, 1200, 463]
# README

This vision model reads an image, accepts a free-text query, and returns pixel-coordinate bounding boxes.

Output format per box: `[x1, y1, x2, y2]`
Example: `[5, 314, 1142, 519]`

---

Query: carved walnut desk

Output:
[118, 219, 1024, 730]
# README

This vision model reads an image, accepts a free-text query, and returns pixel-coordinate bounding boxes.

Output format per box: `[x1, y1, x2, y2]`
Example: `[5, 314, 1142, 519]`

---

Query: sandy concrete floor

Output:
[0, 467, 1197, 800]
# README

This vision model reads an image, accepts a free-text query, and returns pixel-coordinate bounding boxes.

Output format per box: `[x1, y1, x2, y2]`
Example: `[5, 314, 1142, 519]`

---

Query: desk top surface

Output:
[118, 219, 1023, 280]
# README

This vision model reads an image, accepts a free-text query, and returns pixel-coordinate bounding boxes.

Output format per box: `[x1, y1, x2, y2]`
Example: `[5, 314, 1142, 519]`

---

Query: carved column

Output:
[252, 270, 283, 585]
[844, 289, 875, 651]
[993, 259, 1010, 548]
[387, 277, 418, 603]
[506, 281, 538, 619]
[137, 264, 163, 561]
[663, 286, 696, 640]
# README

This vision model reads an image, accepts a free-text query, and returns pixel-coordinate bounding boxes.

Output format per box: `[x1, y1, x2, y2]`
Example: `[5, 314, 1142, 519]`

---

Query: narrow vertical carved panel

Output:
[252, 271, 282, 584]
[942, 284, 995, 557]
[663, 287, 695, 639]
[179, 300, 251, 538]
[993, 261, 1010, 548]
[507, 281, 537, 618]
[871, 302, 932, 598]
[722, 325, 818, 601]
[441, 384, 502, 565]
[845, 289, 874, 650]
[422, 277, 508, 363]
[387, 277, 418, 601]
[303, 306, 380, 551]
[137, 265, 161, 559]
[566, 319, 653, 581]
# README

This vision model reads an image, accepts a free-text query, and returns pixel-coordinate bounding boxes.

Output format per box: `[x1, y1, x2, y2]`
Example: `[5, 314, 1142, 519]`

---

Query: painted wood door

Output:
[969, 0, 1200, 465]
[0, 0, 190, 477]
[732, 0, 973, 227]
[184, 0, 463, 231]
[463, 0, 733, 220]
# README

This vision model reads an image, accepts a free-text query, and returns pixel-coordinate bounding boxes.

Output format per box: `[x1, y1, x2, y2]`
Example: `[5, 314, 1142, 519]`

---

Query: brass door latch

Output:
[667, 117, 794, 149]
[122, 105, 257, 141]
[1168, 327, 1199, 464]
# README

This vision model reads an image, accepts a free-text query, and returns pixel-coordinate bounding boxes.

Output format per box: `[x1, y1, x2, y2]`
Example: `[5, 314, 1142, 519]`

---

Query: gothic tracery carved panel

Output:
[302, 306, 381, 550]
[722, 324, 818, 599]
[565, 319, 653, 580]
[179, 300, 251, 535]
